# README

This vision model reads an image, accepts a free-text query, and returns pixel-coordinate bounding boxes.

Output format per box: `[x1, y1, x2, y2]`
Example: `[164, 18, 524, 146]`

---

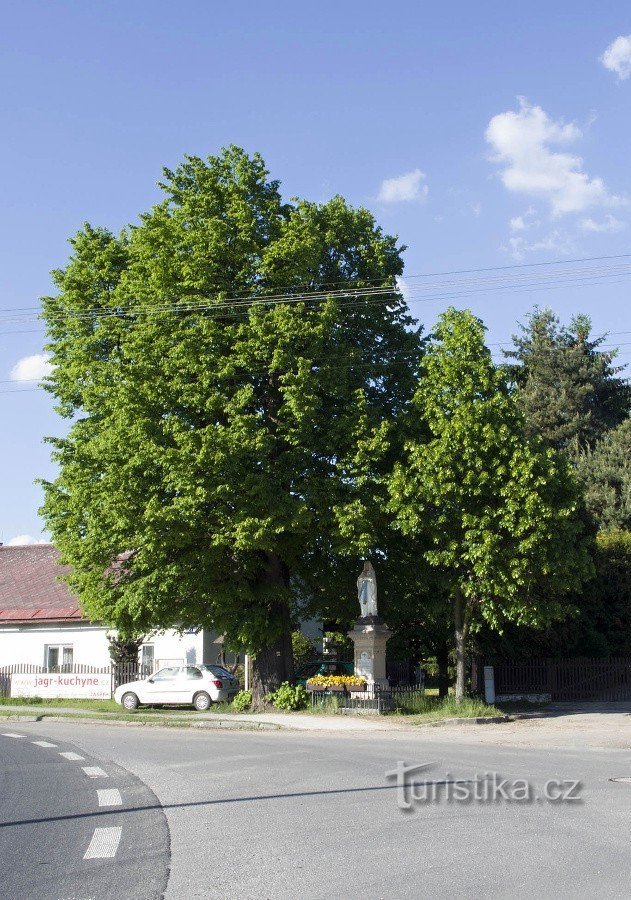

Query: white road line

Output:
[59, 751, 85, 761]
[83, 826, 122, 859]
[2, 733, 26, 738]
[82, 766, 108, 778]
[97, 788, 122, 807]
[31, 740, 57, 748]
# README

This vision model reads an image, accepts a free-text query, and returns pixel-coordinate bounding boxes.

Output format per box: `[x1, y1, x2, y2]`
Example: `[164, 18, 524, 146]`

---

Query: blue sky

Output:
[1, 1, 631, 543]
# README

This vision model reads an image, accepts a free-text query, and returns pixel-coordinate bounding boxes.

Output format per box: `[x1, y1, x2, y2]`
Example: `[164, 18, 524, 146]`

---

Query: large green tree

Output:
[577, 418, 631, 531]
[390, 308, 593, 700]
[505, 307, 631, 454]
[41, 147, 421, 702]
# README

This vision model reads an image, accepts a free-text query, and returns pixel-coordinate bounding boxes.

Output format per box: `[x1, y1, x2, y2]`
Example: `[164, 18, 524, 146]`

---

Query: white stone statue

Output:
[357, 561, 378, 617]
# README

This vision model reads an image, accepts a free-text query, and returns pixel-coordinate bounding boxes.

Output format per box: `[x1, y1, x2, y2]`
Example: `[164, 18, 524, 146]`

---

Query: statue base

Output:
[348, 616, 392, 688]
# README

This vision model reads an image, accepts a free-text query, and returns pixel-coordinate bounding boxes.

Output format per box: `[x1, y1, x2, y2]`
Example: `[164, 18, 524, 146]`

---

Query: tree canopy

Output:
[390, 308, 593, 699]
[40, 147, 422, 699]
[505, 307, 631, 454]
[577, 417, 631, 531]
[477, 528, 631, 660]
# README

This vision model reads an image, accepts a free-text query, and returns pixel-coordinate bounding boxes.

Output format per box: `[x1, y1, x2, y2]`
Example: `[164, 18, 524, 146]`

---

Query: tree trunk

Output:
[453, 593, 469, 703]
[437, 642, 449, 699]
[251, 553, 294, 707]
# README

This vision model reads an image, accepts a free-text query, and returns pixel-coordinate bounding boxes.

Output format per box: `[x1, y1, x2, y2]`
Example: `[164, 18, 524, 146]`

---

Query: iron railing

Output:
[309, 683, 425, 714]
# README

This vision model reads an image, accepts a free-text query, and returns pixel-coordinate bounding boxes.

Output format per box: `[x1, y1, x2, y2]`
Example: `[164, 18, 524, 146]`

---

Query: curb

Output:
[0, 714, 40, 722]
[190, 719, 282, 731]
[0, 711, 284, 731]
[416, 715, 512, 728]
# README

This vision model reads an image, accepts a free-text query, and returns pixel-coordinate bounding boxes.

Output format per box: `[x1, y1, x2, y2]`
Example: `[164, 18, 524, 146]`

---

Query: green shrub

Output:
[232, 690, 252, 712]
[292, 631, 316, 669]
[269, 682, 309, 711]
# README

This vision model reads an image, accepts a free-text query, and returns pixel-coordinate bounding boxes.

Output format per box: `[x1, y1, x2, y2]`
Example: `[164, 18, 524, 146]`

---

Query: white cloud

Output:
[377, 168, 428, 203]
[486, 98, 624, 217]
[509, 206, 539, 232]
[579, 214, 626, 233]
[6, 534, 41, 546]
[9, 353, 53, 382]
[507, 229, 575, 262]
[395, 276, 412, 303]
[601, 35, 631, 80]
[470, 202, 482, 218]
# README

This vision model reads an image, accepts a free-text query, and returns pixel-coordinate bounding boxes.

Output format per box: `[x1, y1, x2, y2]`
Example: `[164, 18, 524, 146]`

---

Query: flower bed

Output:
[306, 675, 367, 692]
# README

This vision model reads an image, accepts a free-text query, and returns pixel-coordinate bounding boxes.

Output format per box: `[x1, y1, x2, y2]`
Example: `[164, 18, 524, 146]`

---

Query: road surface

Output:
[0, 728, 168, 900]
[1, 718, 629, 899]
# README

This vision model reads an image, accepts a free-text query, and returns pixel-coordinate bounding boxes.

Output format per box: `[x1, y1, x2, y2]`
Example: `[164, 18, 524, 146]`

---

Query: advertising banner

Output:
[10, 672, 112, 700]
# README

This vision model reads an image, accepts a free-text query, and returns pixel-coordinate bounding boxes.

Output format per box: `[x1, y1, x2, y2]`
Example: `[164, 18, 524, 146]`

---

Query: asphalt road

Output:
[1, 720, 630, 899]
[0, 729, 169, 900]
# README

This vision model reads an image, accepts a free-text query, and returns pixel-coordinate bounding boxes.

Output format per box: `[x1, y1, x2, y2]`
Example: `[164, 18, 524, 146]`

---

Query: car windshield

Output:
[151, 667, 181, 680]
[201, 665, 233, 678]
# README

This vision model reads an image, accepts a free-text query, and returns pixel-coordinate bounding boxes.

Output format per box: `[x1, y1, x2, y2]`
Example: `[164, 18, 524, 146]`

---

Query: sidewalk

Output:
[0, 703, 394, 731]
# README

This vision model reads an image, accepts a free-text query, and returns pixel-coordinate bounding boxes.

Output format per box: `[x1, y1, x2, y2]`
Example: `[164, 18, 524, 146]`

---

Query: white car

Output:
[114, 664, 239, 711]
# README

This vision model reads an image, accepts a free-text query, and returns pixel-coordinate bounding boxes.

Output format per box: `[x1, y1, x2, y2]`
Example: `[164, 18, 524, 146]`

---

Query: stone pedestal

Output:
[348, 616, 392, 688]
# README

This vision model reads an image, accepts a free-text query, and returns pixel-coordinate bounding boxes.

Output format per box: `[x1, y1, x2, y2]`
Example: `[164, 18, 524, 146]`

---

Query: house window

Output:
[140, 644, 155, 673]
[45, 645, 73, 672]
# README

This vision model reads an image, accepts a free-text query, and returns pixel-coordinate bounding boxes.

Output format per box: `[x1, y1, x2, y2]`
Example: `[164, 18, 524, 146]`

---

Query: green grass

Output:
[0, 693, 504, 724]
[422, 687, 440, 698]
[0, 696, 240, 715]
[394, 695, 504, 722]
[0, 697, 120, 712]
[304, 692, 503, 720]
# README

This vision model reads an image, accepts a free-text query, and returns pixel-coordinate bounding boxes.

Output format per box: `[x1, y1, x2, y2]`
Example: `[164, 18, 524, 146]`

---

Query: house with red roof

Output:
[0, 543, 214, 671]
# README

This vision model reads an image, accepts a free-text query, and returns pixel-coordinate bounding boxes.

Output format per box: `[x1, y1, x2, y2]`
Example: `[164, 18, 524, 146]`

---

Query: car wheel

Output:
[193, 691, 212, 711]
[121, 692, 139, 710]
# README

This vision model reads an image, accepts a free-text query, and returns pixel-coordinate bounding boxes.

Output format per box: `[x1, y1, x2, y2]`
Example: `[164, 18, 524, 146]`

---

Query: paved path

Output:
[0, 729, 169, 900]
[2, 702, 393, 729]
[7, 716, 631, 899]
[3, 700, 631, 740]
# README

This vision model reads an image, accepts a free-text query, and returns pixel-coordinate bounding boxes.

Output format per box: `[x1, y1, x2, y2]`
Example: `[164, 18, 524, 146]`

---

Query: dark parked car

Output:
[294, 659, 354, 686]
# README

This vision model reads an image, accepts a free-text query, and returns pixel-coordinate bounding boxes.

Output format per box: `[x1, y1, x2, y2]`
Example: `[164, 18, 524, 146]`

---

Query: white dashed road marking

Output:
[82, 766, 108, 778]
[32, 740, 57, 748]
[59, 751, 85, 761]
[2, 733, 26, 738]
[83, 826, 122, 859]
[97, 788, 122, 807]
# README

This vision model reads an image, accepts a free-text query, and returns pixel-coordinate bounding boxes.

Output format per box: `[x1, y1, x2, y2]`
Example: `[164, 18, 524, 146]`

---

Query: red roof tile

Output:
[0, 544, 84, 623]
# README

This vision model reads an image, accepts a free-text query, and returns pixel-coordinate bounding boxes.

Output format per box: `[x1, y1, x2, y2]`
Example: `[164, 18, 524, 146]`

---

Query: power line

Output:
[3, 252, 631, 325]
[5, 250, 631, 316]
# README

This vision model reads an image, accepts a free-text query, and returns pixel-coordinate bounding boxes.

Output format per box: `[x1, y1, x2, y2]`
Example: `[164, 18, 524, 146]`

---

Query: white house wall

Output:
[0, 621, 322, 670]
[0, 623, 205, 670]
[144, 630, 205, 668]
[0, 623, 111, 668]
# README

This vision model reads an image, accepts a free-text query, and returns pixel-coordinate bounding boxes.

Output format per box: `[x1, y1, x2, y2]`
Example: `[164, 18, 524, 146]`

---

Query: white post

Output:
[244, 654, 250, 691]
[483, 665, 495, 704]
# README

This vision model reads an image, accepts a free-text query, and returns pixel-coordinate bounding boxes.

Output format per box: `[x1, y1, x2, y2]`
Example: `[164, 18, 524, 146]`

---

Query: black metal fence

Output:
[0, 663, 153, 699]
[386, 660, 425, 686]
[483, 657, 631, 702]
